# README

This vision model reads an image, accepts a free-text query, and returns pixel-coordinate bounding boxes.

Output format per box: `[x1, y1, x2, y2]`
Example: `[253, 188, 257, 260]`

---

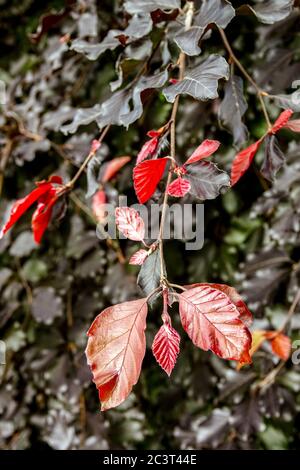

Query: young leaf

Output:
[92, 190, 107, 223]
[115, 207, 145, 241]
[86, 298, 148, 410]
[175, 0, 235, 56]
[265, 331, 291, 361]
[100, 156, 131, 183]
[185, 161, 230, 200]
[284, 119, 300, 132]
[270, 108, 293, 134]
[167, 177, 191, 197]
[152, 318, 180, 376]
[137, 247, 163, 298]
[136, 137, 159, 164]
[129, 249, 148, 266]
[163, 55, 229, 103]
[231, 139, 263, 186]
[178, 285, 252, 362]
[261, 135, 285, 182]
[133, 158, 169, 203]
[219, 74, 249, 148]
[185, 139, 221, 165]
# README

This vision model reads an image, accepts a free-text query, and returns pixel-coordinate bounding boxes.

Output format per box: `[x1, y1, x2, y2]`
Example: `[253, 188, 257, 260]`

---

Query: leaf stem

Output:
[64, 125, 110, 191]
[218, 26, 272, 130]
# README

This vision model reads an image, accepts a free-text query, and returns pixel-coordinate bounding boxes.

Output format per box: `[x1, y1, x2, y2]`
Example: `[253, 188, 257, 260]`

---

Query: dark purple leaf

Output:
[175, 0, 235, 56]
[185, 161, 230, 200]
[261, 135, 285, 182]
[163, 55, 229, 103]
[219, 74, 249, 148]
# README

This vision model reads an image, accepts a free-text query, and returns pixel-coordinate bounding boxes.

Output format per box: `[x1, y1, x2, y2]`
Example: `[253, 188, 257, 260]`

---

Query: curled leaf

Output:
[136, 137, 159, 164]
[231, 139, 263, 186]
[265, 331, 291, 361]
[185, 139, 221, 165]
[92, 190, 107, 223]
[100, 156, 131, 183]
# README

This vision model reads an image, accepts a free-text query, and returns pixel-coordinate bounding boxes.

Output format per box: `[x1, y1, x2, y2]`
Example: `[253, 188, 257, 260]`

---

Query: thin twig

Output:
[279, 287, 300, 333]
[0, 139, 13, 196]
[252, 361, 286, 395]
[218, 26, 272, 130]
[158, 2, 194, 282]
[65, 125, 110, 191]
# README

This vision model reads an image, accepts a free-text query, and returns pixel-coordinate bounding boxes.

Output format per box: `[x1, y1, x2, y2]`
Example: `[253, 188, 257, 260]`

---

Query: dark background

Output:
[0, 0, 300, 450]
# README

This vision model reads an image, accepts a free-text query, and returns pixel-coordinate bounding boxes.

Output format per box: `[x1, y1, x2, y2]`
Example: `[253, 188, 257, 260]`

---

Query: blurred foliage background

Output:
[1, 0, 300, 450]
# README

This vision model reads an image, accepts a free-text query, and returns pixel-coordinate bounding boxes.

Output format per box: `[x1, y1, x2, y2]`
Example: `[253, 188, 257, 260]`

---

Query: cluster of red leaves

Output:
[231, 109, 298, 185]
[133, 127, 221, 203]
[0, 175, 64, 243]
[86, 282, 253, 410]
[167, 139, 220, 197]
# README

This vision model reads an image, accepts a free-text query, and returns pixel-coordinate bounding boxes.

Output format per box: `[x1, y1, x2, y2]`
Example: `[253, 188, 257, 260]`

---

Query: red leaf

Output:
[167, 177, 191, 197]
[152, 318, 180, 376]
[86, 298, 148, 410]
[179, 285, 252, 363]
[231, 139, 263, 186]
[0, 182, 53, 239]
[92, 189, 107, 223]
[129, 249, 148, 265]
[284, 119, 300, 133]
[270, 109, 293, 134]
[101, 156, 131, 183]
[185, 139, 221, 165]
[133, 158, 169, 204]
[266, 332, 291, 361]
[136, 137, 159, 164]
[48, 175, 63, 185]
[115, 207, 145, 241]
[31, 189, 58, 243]
[147, 126, 166, 138]
[185, 283, 252, 327]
